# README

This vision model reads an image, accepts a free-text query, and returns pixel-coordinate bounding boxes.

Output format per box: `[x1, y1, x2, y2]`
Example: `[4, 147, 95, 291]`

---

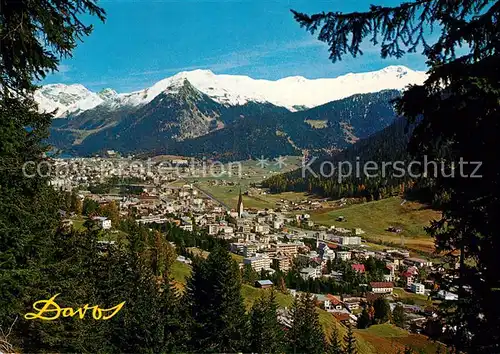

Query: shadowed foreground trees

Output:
[287, 292, 326, 354]
[185, 246, 249, 352]
[0, 0, 107, 349]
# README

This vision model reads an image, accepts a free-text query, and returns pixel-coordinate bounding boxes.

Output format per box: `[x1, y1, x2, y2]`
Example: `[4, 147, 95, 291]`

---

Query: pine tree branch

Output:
[291, 1, 434, 62]
[291, 0, 498, 63]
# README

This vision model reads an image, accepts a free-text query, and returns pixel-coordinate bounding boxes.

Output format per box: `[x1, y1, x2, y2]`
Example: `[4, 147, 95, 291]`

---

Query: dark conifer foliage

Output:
[357, 308, 372, 329]
[326, 323, 344, 354]
[249, 289, 285, 353]
[292, 1, 500, 351]
[287, 292, 325, 354]
[0, 0, 106, 94]
[263, 117, 418, 201]
[343, 324, 358, 354]
[0, 0, 106, 349]
[185, 246, 249, 353]
[392, 304, 407, 328]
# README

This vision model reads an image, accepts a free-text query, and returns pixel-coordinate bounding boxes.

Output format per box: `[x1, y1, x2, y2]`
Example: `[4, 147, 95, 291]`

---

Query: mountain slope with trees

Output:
[263, 117, 416, 201]
[47, 82, 401, 159]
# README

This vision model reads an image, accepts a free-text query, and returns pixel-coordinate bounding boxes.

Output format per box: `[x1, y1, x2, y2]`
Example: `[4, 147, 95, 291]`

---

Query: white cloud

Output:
[126, 38, 326, 79]
[57, 64, 72, 74]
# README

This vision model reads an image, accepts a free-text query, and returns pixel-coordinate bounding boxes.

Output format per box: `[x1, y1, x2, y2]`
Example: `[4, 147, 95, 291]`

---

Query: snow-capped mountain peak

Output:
[35, 83, 104, 118]
[98, 88, 118, 100]
[36, 65, 427, 117]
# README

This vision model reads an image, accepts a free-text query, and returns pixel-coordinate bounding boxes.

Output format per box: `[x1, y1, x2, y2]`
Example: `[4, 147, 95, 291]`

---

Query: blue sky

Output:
[42, 0, 429, 93]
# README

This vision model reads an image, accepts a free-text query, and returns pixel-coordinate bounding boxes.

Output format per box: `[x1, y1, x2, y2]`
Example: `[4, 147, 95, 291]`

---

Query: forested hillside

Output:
[262, 117, 416, 201]
[49, 89, 400, 159]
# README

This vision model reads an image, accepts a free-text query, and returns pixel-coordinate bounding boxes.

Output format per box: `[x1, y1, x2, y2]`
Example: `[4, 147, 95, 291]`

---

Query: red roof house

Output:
[351, 264, 366, 273]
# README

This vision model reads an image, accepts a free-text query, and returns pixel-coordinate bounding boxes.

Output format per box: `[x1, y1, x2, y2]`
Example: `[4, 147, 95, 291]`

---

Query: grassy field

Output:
[196, 184, 311, 210]
[184, 156, 304, 210]
[70, 216, 87, 231]
[196, 176, 440, 254]
[355, 324, 445, 354]
[187, 247, 243, 263]
[308, 197, 441, 254]
[241, 284, 293, 309]
[169, 261, 440, 354]
[184, 156, 302, 183]
[171, 261, 192, 287]
[393, 287, 433, 307]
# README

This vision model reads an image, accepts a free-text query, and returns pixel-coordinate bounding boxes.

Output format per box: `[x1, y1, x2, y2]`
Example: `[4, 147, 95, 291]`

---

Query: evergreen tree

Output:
[99, 200, 120, 227]
[82, 198, 100, 216]
[0, 1, 187, 352]
[186, 246, 249, 352]
[287, 292, 325, 354]
[0, 0, 106, 346]
[292, 1, 500, 351]
[373, 298, 391, 324]
[87, 245, 165, 353]
[357, 307, 371, 329]
[392, 304, 407, 328]
[249, 289, 285, 353]
[150, 230, 176, 277]
[158, 269, 190, 353]
[70, 191, 82, 214]
[344, 324, 358, 354]
[242, 263, 259, 284]
[326, 323, 344, 354]
[14, 226, 100, 352]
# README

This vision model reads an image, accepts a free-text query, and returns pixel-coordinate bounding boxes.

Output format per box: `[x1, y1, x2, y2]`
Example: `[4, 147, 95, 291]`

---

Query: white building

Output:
[370, 282, 394, 294]
[352, 228, 365, 235]
[220, 226, 234, 234]
[207, 224, 219, 235]
[176, 255, 192, 265]
[411, 282, 425, 295]
[93, 216, 111, 230]
[272, 256, 291, 272]
[437, 290, 458, 301]
[275, 243, 299, 257]
[406, 257, 433, 268]
[273, 220, 284, 229]
[230, 242, 246, 254]
[336, 251, 352, 261]
[254, 224, 270, 234]
[338, 236, 361, 246]
[243, 244, 258, 257]
[300, 266, 322, 280]
[243, 255, 271, 272]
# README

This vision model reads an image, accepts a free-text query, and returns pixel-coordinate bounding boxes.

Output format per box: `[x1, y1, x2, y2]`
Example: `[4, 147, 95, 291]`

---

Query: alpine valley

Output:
[41, 65, 427, 160]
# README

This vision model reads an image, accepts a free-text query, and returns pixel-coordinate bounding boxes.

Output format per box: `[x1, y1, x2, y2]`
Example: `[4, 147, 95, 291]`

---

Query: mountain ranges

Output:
[42, 66, 425, 160]
[47, 82, 402, 160]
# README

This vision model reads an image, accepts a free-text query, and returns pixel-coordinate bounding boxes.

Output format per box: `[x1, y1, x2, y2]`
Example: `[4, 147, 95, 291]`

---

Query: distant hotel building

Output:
[272, 256, 291, 272]
[275, 243, 299, 258]
[337, 236, 361, 246]
[243, 255, 271, 272]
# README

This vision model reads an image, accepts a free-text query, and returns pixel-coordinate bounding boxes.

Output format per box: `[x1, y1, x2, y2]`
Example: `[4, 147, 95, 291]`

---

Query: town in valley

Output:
[53, 152, 456, 345]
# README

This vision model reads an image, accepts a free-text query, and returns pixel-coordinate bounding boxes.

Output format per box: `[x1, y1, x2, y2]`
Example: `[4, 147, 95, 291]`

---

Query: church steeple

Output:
[237, 187, 244, 218]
